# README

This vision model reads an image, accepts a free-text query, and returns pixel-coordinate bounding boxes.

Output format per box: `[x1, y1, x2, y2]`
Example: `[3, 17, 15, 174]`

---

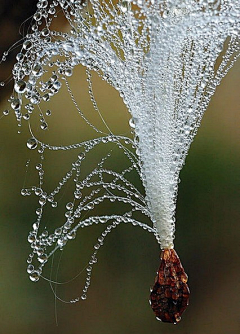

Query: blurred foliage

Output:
[0, 1, 240, 333]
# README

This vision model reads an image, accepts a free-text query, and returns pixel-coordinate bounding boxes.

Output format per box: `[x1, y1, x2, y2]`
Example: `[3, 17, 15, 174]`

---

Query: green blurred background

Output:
[0, 1, 240, 333]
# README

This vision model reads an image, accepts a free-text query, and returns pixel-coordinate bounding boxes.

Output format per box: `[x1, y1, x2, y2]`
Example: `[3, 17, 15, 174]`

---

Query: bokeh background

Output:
[0, 1, 240, 333]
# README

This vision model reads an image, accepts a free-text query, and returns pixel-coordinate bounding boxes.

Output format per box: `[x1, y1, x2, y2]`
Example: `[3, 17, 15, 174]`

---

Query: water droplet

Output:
[23, 40, 32, 50]
[40, 122, 48, 130]
[21, 188, 28, 196]
[65, 211, 72, 218]
[30, 94, 41, 104]
[36, 163, 42, 170]
[27, 138, 38, 150]
[11, 98, 21, 110]
[35, 188, 42, 196]
[36, 207, 42, 215]
[129, 118, 135, 129]
[65, 68, 73, 76]
[28, 234, 36, 243]
[78, 152, 85, 160]
[67, 230, 76, 240]
[74, 190, 82, 199]
[55, 227, 62, 236]
[29, 272, 40, 282]
[57, 237, 67, 247]
[32, 222, 39, 231]
[33, 12, 42, 21]
[23, 113, 30, 120]
[32, 64, 43, 77]
[66, 202, 73, 210]
[14, 80, 27, 93]
[120, 4, 128, 13]
[47, 195, 54, 202]
[27, 264, 34, 274]
[53, 81, 62, 90]
[42, 93, 50, 101]
[3, 109, 9, 116]
[49, 7, 55, 14]
[38, 253, 48, 263]
[16, 53, 24, 61]
[39, 197, 46, 206]
[41, 28, 49, 37]
[81, 294, 87, 300]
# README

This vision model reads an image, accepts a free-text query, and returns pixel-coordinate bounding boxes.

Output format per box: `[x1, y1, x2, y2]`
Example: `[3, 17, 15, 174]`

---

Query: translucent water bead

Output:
[27, 138, 38, 150]
[14, 80, 27, 94]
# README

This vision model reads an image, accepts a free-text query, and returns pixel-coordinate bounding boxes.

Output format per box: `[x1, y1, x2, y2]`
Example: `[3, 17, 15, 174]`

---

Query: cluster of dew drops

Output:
[0, 0, 161, 303]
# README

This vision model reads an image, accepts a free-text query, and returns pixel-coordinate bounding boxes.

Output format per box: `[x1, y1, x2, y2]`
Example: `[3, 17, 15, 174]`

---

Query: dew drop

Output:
[42, 93, 50, 101]
[66, 202, 73, 210]
[36, 207, 42, 215]
[81, 294, 87, 300]
[129, 118, 135, 129]
[65, 68, 73, 76]
[39, 197, 46, 206]
[29, 272, 40, 282]
[27, 138, 38, 150]
[27, 264, 34, 274]
[14, 80, 27, 93]
[41, 28, 49, 37]
[28, 234, 36, 243]
[67, 230, 76, 240]
[23, 40, 32, 50]
[35, 187, 42, 196]
[40, 122, 48, 130]
[78, 152, 85, 160]
[38, 253, 48, 263]
[11, 98, 21, 111]
[21, 188, 28, 196]
[16, 53, 24, 61]
[32, 64, 43, 77]
[3, 109, 9, 116]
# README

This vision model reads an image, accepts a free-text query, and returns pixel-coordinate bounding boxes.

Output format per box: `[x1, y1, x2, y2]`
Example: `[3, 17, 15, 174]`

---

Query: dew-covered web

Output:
[0, 0, 239, 307]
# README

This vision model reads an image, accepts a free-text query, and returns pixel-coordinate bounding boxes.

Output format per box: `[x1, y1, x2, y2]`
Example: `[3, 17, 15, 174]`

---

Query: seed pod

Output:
[150, 249, 190, 324]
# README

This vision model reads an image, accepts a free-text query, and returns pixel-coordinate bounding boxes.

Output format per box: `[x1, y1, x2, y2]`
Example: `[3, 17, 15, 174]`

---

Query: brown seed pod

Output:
[150, 249, 190, 324]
